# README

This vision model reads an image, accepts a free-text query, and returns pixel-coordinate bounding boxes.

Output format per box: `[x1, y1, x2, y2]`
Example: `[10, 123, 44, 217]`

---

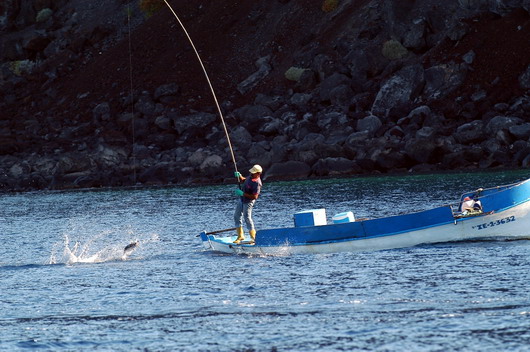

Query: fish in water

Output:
[123, 241, 139, 255]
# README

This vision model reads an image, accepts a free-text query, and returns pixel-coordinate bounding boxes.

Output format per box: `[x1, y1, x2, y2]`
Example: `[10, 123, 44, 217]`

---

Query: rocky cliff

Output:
[1, 0, 530, 191]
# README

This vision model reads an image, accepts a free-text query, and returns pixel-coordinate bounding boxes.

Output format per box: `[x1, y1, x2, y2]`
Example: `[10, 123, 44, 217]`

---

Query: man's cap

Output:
[249, 165, 263, 174]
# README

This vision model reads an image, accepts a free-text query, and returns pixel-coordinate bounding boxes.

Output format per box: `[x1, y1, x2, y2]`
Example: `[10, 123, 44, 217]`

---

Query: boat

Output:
[199, 178, 530, 255]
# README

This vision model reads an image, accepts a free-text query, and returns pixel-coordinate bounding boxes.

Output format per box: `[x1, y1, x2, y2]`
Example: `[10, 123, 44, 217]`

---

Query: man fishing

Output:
[233, 165, 263, 244]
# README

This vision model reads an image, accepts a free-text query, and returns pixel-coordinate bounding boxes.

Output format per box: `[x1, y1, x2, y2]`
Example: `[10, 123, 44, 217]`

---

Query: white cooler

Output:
[332, 211, 355, 224]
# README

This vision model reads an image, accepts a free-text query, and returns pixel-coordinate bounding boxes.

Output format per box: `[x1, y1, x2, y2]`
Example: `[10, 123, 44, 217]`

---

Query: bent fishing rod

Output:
[162, 0, 239, 179]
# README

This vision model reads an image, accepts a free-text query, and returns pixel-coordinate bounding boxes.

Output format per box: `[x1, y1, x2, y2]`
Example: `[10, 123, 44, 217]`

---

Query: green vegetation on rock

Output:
[321, 0, 339, 13]
[285, 67, 308, 82]
[36, 8, 53, 23]
[9, 60, 35, 76]
[382, 39, 408, 60]
[139, 0, 164, 18]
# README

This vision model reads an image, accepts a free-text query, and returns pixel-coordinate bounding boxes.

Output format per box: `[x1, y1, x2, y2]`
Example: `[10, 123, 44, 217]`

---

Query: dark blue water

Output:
[2, 171, 530, 351]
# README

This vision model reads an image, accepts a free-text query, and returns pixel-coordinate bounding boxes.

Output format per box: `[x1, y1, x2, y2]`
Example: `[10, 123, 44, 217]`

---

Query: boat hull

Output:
[200, 179, 530, 255]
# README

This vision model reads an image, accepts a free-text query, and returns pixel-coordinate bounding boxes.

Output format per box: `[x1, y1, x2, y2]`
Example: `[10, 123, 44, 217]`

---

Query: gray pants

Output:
[234, 199, 256, 231]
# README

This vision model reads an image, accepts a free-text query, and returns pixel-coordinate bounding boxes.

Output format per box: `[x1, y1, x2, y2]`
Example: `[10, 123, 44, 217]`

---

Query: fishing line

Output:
[127, 4, 137, 185]
[162, 0, 239, 175]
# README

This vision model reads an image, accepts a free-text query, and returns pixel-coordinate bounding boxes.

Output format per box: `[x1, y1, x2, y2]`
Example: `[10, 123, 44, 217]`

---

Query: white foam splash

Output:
[49, 227, 159, 265]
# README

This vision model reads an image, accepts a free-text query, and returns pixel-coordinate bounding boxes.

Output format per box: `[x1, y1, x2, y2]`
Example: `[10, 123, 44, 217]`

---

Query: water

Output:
[2, 171, 530, 351]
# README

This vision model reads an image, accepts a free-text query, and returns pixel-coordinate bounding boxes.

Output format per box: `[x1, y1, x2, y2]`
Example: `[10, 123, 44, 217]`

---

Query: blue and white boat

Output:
[199, 178, 530, 255]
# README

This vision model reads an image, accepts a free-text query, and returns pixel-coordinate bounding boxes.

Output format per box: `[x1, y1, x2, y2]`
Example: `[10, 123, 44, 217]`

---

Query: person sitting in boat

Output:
[460, 195, 483, 216]
[461, 197, 475, 212]
[233, 165, 263, 244]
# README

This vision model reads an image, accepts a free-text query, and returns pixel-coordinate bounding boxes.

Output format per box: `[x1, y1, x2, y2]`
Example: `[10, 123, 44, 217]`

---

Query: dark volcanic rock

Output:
[1, 0, 530, 191]
[265, 161, 311, 181]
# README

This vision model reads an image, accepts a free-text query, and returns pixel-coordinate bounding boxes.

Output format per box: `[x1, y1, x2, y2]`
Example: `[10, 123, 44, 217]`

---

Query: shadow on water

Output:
[0, 263, 57, 271]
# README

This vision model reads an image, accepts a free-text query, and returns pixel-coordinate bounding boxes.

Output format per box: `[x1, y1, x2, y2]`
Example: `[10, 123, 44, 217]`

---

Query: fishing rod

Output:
[162, 0, 240, 180]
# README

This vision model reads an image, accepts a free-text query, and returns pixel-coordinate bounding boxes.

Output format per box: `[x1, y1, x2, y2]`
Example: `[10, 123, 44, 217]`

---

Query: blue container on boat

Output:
[294, 209, 327, 227]
[332, 211, 355, 224]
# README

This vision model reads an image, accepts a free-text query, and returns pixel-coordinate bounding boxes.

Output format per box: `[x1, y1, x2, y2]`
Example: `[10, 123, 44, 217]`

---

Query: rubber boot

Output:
[233, 227, 245, 244]
[249, 229, 256, 243]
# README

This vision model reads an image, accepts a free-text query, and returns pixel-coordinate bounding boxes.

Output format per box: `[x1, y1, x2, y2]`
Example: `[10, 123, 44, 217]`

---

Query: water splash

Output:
[49, 226, 159, 264]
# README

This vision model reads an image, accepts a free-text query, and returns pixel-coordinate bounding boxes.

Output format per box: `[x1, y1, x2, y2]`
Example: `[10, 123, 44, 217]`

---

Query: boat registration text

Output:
[472, 216, 516, 230]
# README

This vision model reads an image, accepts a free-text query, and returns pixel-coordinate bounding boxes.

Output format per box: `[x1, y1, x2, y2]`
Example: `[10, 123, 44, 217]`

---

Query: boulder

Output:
[319, 73, 351, 102]
[93, 145, 128, 167]
[173, 112, 216, 134]
[385, 125, 405, 139]
[254, 94, 285, 111]
[404, 137, 438, 163]
[481, 139, 502, 155]
[512, 141, 530, 162]
[374, 149, 409, 171]
[345, 44, 388, 85]
[247, 142, 272, 167]
[316, 111, 348, 130]
[509, 123, 530, 140]
[233, 104, 273, 127]
[264, 161, 311, 180]
[268, 135, 288, 161]
[147, 132, 176, 150]
[519, 64, 530, 90]
[230, 126, 253, 150]
[138, 164, 169, 185]
[423, 63, 467, 100]
[402, 19, 427, 50]
[416, 126, 436, 139]
[57, 153, 96, 174]
[154, 115, 173, 131]
[296, 150, 319, 165]
[259, 118, 284, 136]
[134, 94, 156, 116]
[32, 157, 57, 175]
[356, 114, 382, 136]
[9, 161, 31, 178]
[188, 149, 208, 167]
[447, 21, 470, 41]
[453, 120, 485, 144]
[58, 122, 94, 142]
[462, 50, 476, 65]
[293, 133, 326, 152]
[329, 84, 355, 111]
[200, 154, 223, 174]
[522, 154, 530, 168]
[312, 157, 357, 176]
[371, 64, 424, 118]
[441, 150, 471, 169]
[237, 55, 271, 95]
[154, 83, 180, 101]
[290, 93, 312, 107]
[93, 102, 110, 122]
[312, 53, 344, 81]
[344, 130, 370, 145]
[485, 116, 523, 134]
[343, 131, 371, 159]
[327, 127, 353, 145]
[496, 129, 513, 146]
